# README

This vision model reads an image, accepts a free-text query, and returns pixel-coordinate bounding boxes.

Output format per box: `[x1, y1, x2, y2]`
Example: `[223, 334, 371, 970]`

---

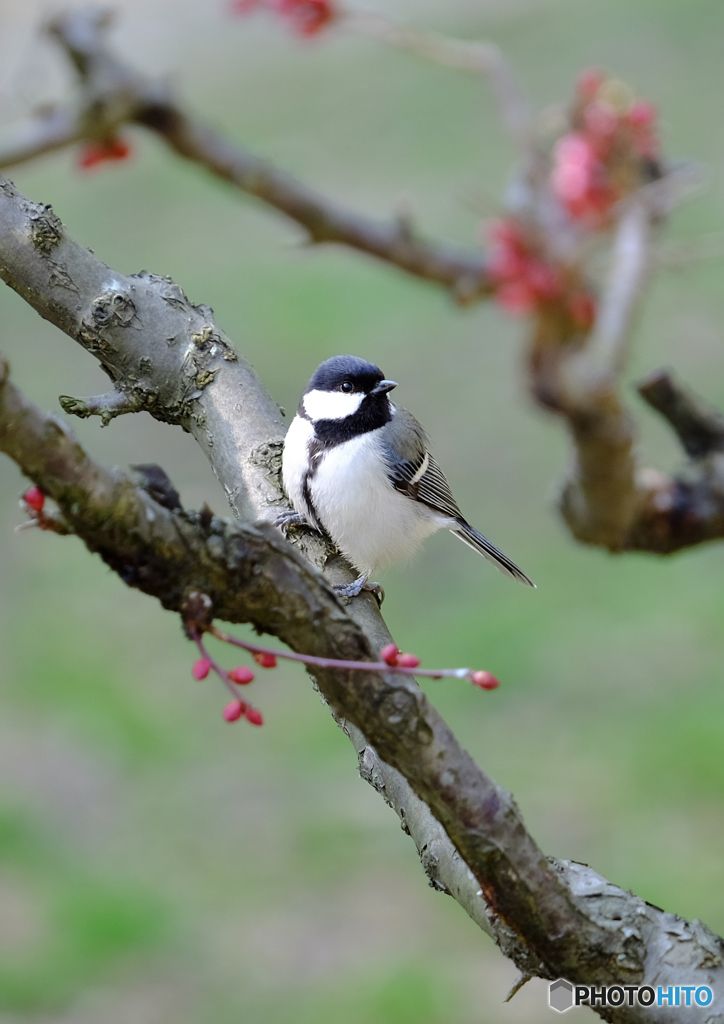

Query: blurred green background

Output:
[2, 0, 724, 1020]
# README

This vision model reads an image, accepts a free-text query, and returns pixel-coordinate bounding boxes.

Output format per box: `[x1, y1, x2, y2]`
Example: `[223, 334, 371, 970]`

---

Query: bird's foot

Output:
[334, 575, 385, 605]
[275, 509, 309, 532]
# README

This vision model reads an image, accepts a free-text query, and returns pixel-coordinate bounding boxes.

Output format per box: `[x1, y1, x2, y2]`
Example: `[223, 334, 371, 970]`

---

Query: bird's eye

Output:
[341, 381, 354, 393]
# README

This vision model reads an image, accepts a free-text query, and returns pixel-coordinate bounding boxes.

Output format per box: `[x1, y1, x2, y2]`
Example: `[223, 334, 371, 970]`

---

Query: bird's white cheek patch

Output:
[303, 389, 363, 421]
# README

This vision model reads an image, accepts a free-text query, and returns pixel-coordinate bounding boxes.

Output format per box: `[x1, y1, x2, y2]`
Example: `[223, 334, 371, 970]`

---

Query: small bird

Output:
[278, 355, 535, 597]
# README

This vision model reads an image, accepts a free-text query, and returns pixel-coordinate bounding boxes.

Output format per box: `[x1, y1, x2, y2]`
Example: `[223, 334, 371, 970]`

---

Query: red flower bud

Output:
[471, 670, 500, 691]
[229, 665, 255, 685]
[192, 658, 212, 680]
[244, 707, 264, 726]
[274, 0, 334, 35]
[23, 486, 45, 512]
[253, 652, 277, 669]
[397, 653, 421, 669]
[380, 643, 399, 666]
[223, 700, 246, 722]
[627, 99, 657, 129]
[78, 137, 132, 171]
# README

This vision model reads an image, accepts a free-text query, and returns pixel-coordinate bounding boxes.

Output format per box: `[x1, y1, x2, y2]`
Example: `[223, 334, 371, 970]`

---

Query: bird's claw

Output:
[275, 509, 308, 532]
[334, 576, 385, 605]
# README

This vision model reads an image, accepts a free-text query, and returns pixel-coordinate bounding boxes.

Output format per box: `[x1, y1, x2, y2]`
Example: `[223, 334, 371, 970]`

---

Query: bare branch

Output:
[59, 389, 142, 424]
[0, 9, 494, 304]
[549, 200, 653, 548]
[564, 198, 653, 402]
[637, 368, 724, 458]
[0, 105, 85, 167]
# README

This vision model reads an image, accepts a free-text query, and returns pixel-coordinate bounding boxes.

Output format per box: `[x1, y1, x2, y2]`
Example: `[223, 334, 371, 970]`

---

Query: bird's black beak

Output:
[371, 379, 397, 395]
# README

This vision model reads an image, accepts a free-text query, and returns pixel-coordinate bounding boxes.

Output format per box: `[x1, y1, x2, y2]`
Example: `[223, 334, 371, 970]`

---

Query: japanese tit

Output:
[277, 355, 535, 597]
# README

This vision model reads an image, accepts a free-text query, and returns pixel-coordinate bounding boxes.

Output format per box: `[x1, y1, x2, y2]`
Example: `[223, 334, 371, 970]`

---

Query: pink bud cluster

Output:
[191, 654, 264, 726]
[381, 643, 420, 669]
[78, 137, 133, 171]
[231, 0, 335, 36]
[552, 69, 660, 229]
[486, 219, 596, 330]
[223, 701, 264, 725]
[188, 622, 501, 730]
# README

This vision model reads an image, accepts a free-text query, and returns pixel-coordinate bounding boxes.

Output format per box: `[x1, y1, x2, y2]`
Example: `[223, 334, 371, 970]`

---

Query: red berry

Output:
[380, 643, 399, 666]
[253, 652, 277, 669]
[223, 700, 245, 722]
[397, 653, 421, 669]
[471, 670, 500, 691]
[23, 486, 45, 512]
[245, 707, 264, 726]
[192, 658, 212, 680]
[229, 665, 255, 685]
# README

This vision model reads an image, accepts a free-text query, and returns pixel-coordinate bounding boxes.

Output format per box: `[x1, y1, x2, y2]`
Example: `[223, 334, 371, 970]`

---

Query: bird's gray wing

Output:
[382, 407, 462, 518]
[382, 408, 535, 587]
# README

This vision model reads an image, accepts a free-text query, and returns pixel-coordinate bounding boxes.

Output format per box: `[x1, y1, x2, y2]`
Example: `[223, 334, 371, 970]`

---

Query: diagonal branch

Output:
[0, 8, 493, 305]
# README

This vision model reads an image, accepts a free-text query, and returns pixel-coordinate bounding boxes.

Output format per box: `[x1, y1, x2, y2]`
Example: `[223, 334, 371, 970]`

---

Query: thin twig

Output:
[208, 624, 493, 686]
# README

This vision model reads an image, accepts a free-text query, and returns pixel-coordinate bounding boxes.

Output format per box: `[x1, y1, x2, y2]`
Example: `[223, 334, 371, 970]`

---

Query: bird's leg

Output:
[334, 575, 385, 605]
[275, 508, 310, 531]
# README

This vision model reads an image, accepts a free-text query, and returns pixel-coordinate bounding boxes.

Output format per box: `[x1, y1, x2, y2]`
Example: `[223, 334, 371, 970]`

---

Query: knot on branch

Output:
[28, 203, 63, 255]
[91, 289, 136, 329]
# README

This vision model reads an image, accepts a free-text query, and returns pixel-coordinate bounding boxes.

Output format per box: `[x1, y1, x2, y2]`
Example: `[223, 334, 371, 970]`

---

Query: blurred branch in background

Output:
[3, 182, 724, 1020]
[0, 9, 494, 304]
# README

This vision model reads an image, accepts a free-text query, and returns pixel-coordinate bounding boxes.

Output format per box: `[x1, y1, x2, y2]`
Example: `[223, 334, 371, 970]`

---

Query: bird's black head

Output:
[305, 355, 387, 395]
[300, 355, 397, 445]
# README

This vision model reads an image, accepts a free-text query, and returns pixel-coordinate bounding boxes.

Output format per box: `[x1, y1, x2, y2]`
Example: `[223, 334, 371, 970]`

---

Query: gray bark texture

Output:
[2, 177, 724, 1022]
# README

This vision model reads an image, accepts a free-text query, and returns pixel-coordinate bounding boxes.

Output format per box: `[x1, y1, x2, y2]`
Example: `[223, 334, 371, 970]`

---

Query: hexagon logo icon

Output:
[549, 979, 574, 1012]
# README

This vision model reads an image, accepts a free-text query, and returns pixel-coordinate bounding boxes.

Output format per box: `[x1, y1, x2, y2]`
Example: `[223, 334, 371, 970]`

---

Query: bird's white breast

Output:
[305, 427, 442, 575]
[281, 413, 318, 524]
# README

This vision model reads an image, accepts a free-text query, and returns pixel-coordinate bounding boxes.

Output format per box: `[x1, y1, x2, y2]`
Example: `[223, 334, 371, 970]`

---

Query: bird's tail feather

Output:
[452, 520, 535, 587]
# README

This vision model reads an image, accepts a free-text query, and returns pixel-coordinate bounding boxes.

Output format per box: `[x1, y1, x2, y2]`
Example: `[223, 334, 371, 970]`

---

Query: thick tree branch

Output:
[3, 179, 724, 1018]
[555, 200, 651, 549]
[0, 9, 494, 304]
